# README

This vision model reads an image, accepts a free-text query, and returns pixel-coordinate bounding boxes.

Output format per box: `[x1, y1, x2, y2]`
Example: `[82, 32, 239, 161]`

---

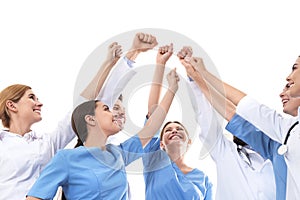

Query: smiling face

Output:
[11, 89, 43, 127]
[160, 121, 191, 153]
[286, 56, 300, 98]
[279, 84, 300, 116]
[112, 99, 126, 130]
[94, 101, 121, 137]
[72, 100, 121, 143]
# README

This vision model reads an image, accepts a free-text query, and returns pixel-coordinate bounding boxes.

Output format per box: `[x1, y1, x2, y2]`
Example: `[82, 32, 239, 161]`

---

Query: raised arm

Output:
[96, 32, 158, 109]
[183, 56, 246, 107]
[148, 43, 173, 116]
[81, 42, 122, 100]
[125, 32, 158, 60]
[181, 56, 237, 121]
[139, 68, 179, 147]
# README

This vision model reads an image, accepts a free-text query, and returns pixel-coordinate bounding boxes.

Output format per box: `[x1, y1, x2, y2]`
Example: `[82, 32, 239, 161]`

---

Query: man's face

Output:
[112, 99, 126, 130]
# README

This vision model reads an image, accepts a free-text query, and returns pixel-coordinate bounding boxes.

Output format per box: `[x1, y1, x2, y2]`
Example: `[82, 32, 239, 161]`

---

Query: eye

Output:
[29, 95, 35, 100]
[113, 106, 119, 111]
[177, 127, 184, 131]
[103, 105, 110, 111]
[164, 128, 172, 133]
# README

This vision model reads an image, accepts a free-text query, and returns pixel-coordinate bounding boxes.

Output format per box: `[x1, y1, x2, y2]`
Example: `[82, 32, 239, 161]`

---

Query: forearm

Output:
[188, 80, 224, 151]
[139, 88, 175, 147]
[97, 57, 136, 108]
[201, 69, 246, 106]
[148, 64, 165, 115]
[192, 73, 235, 121]
[80, 60, 112, 100]
[125, 49, 140, 61]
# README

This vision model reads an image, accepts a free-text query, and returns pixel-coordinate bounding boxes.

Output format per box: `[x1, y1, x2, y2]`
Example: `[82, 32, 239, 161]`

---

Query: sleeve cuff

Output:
[123, 56, 135, 68]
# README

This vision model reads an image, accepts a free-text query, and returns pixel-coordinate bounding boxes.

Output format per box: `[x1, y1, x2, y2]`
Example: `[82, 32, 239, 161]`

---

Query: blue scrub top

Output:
[143, 137, 213, 200]
[27, 136, 143, 200]
[226, 114, 287, 200]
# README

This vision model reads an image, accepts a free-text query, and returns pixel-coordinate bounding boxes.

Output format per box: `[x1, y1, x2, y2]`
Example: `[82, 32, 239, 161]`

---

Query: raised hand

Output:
[131, 32, 158, 52]
[167, 68, 180, 93]
[106, 42, 122, 67]
[126, 32, 158, 61]
[177, 46, 193, 60]
[185, 57, 207, 73]
[157, 43, 174, 65]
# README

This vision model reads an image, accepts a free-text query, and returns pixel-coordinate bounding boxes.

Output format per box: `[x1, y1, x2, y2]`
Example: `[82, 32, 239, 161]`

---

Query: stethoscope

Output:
[277, 121, 299, 155]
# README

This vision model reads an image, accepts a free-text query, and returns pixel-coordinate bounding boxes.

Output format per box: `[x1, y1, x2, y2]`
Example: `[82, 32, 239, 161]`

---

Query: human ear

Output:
[6, 100, 17, 112]
[160, 141, 166, 151]
[85, 115, 96, 126]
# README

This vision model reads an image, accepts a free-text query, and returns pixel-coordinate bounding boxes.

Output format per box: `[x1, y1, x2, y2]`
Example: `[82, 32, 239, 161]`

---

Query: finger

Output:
[186, 46, 193, 57]
[143, 34, 149, 43]
[177, 51, 185, 59]
[109, 42, 118, 48]
[147, 35, 153, 43]
[138, 32, 144, 40]
[169, 43, 174, 53]
[150, 35, 157, 44]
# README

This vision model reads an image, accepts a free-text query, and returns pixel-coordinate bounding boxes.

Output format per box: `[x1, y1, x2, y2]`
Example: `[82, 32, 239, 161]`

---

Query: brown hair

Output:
[71, 100, 98, 147]
[160, 121, 189, 141]
[0, 84, 32, 128]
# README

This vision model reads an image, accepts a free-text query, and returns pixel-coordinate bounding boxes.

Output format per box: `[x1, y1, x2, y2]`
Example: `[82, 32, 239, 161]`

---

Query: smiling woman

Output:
[0, 84, 76, 199]
[142, 120, 214, 200]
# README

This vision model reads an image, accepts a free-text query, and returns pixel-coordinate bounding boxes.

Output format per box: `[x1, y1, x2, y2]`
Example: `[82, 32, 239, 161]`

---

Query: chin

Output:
[36, 118, 42, 122]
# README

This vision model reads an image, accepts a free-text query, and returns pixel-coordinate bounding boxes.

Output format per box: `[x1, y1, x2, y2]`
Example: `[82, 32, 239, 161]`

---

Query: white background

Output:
[1, 1, 300, 199]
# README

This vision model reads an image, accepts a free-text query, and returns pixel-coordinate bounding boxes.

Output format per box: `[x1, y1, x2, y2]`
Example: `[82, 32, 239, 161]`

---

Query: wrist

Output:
[168, 86, 178, 94]
[126, 49, 140, 60]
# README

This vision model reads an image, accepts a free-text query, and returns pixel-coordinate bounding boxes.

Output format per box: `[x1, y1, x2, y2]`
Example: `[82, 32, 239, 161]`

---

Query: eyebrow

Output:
[292, 63, 298, 70]
[28, 93, 36, 98]
[165, 126, 182, 130]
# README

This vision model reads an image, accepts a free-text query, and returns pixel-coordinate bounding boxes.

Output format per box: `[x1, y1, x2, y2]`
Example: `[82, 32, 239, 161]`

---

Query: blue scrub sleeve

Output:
[225, 113, 275, 159]
[119, 135, 144, 166]
[204, 176, 214, 200]
[27, 151, 68, 199]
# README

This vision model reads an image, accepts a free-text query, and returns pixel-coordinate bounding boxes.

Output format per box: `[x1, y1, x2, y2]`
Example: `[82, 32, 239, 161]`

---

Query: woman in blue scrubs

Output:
[143, 121, 214, 200]
[142, 46, 213, 200]
[26, 66, 179, 200]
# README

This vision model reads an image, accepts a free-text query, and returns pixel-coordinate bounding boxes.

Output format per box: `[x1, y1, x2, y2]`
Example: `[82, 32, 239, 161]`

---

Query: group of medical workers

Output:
[0, 31, 299, 199]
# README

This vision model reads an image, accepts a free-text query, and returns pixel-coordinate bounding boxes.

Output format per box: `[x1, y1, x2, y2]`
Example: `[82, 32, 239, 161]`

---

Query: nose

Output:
[279, 90, 285, 98]
[37, 100, 43, 107]
[286, 72, 292, 82]
[171, 128, 178, 134]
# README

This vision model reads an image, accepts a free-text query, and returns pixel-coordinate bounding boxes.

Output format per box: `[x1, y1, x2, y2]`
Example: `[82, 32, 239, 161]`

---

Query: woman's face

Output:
[160, 122, 190, 151]
[279, 84, 300, 116]
[12, 89, 43, 126]
[94, 101, 121, 136]
[286, 57, 300, 98]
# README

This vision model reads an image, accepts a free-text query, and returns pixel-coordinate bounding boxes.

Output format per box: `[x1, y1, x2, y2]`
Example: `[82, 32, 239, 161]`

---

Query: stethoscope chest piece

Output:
[278, 144, 288, 155]
[278, 121, 299, 155]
